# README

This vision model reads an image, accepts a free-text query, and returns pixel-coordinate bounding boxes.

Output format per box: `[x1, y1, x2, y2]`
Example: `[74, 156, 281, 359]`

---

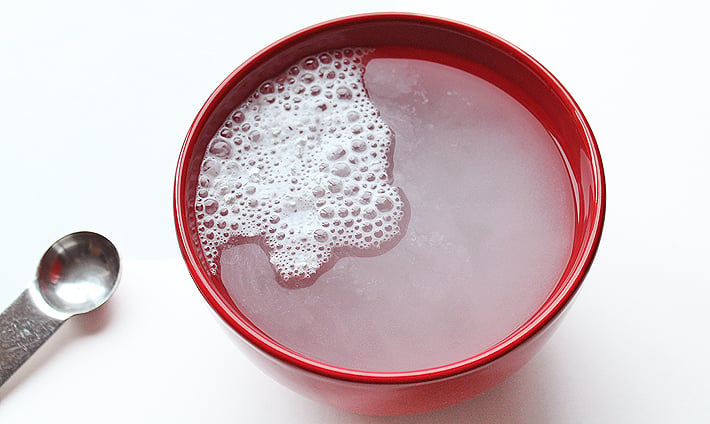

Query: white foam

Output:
[195, 48, 405, 282]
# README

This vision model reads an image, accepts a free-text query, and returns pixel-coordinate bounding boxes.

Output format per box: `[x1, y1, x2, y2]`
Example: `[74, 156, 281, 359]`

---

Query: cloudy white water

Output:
[221, 55, 574, 371]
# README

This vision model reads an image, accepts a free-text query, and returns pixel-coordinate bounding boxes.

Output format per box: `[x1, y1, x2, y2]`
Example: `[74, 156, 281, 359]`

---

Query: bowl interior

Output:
[174, 14, 604, 381]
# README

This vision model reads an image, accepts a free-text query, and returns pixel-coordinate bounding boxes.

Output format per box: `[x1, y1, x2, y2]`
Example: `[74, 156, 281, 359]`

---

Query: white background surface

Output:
[0, 0, 708, 422]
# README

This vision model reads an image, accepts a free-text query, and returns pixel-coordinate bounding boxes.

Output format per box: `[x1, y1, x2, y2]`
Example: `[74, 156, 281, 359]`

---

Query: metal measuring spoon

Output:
[0, 231, 120, 387]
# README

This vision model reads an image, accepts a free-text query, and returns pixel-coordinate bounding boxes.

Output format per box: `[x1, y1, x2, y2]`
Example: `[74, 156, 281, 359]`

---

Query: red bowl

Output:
[174, 13, 605, 415]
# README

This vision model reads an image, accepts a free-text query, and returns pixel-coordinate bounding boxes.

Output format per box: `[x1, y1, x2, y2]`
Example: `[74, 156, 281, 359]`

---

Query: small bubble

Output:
[259, 82, 275, 94]
[336, 86, 352, 100]
[375, 196, 394, 212]
[314, 229, 329, 243]
[331, 162, 350, 177]
[300, 72, 315, 84]
[232, 110, 245, 123]
[351, 139, 367, 152]
[343, 184, 359, 196]
[320, 206, 334, 219]
[302, 57, 319, 70]
[312, 186, 325, 198]
[327, 178, 343, 193]
[201, 159, 220, 177]
[248, 130, 261, 142]
[209, 139, 232, 158]
[363, 207, 377, 220]
[327, 146, 346, 161]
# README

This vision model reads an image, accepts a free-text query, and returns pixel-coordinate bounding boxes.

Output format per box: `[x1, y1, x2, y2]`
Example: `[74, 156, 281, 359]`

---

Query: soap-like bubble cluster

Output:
[195, 48, 406, 282]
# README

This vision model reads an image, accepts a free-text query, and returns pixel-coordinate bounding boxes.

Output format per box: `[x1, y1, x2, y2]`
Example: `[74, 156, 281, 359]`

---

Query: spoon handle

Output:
[0, 288, 64, 387]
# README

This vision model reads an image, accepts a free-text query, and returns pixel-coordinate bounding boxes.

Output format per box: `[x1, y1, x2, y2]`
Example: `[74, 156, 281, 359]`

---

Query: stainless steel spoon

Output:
[0, 231, 120, 387]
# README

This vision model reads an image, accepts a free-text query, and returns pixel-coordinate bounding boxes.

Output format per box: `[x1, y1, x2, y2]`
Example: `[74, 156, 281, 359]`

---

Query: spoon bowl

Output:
[36, 232, 120, 316]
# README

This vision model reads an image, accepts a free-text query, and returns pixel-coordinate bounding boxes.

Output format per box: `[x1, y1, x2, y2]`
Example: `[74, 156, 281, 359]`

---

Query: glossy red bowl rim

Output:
[174, 12, 606, 385]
